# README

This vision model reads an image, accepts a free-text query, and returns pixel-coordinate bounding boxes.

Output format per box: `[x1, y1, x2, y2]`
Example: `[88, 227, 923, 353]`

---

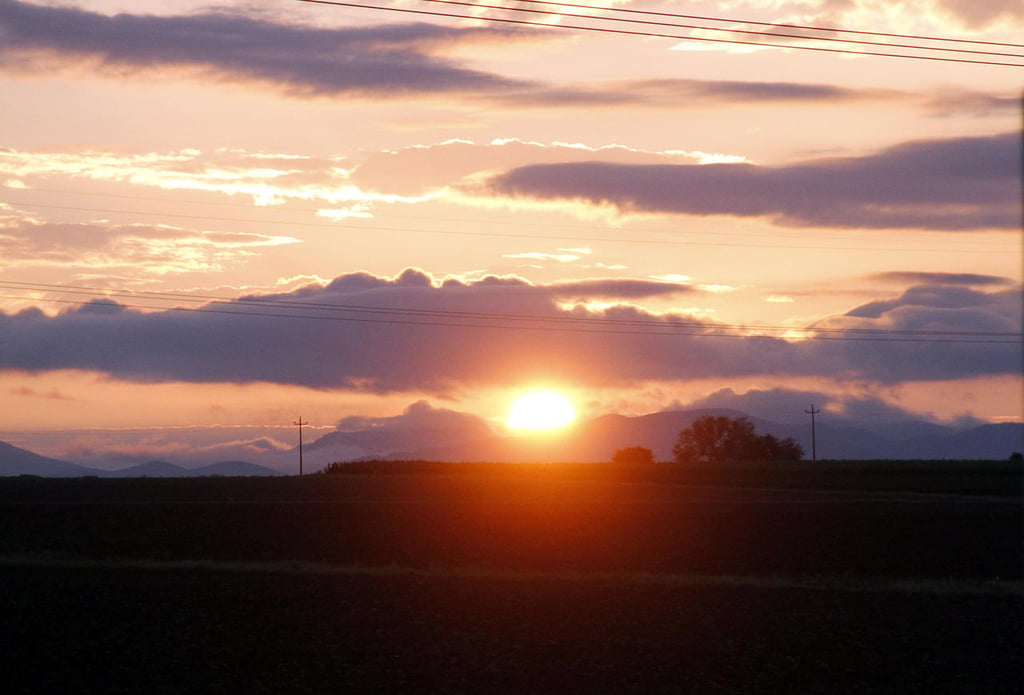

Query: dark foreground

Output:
[3, 565, 1021, 694]
[1, 472, 1021, 693]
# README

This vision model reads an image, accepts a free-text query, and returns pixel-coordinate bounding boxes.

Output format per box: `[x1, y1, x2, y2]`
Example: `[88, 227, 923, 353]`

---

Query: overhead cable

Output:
[494, 0, 1024, 49]
[1, 281, 1020, 344]
[4, 198, 1013, 255]
[293, 0, 1024, 67]
[420, 0, 1024, 60]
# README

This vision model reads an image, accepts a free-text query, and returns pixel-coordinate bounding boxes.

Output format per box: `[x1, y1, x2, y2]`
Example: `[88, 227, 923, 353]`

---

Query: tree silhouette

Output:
[673, 415, 803, 464]
[612, 446, 655, 465]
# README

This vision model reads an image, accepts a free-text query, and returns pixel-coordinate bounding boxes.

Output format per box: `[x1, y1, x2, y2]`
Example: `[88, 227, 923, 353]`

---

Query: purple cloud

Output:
[870, 272, 1014, 287]
[0, 270, 1018, 391]
[481, 132, 1022, 230]
[0, 1, 929, 109]
[679, 386, 986, 430]
[0, 0, 532, 96]
[547, 278, 696, 300]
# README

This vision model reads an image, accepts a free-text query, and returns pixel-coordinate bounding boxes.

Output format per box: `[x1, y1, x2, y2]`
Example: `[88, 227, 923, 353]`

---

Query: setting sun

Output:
[506, 390, 577, 432]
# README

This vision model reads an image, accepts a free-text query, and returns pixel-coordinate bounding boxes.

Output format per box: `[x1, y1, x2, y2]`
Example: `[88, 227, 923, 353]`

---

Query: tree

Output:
[612, 446, 655, 465]
[672, 415, 803, 464]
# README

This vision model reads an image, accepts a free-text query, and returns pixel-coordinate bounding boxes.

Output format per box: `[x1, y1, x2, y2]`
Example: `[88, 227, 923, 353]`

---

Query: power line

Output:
[15, 186, 1021, 248]
[419, 0, 1024, 60]
[4, 198, 1013, 255]
[293, 0, 1024, 67]
[496, 0, 1024, 49]
[1, 280, 1020, 344]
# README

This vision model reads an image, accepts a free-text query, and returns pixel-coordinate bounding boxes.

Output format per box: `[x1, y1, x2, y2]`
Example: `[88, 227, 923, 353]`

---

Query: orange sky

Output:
[0, 0, 1021, 468]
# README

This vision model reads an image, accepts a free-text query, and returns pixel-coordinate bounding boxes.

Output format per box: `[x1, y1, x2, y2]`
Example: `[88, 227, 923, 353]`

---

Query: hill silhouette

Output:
[308, 409, 1024, 463]
[0, 443, 281, 478]
[0, 441, 100, 477]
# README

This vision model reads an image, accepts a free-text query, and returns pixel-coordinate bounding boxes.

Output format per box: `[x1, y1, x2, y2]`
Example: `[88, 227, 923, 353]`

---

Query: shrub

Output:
[612, 446, 655, 465]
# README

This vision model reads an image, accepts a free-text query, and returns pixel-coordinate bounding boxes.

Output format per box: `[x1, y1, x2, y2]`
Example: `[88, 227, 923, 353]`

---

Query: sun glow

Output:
[506, 390, 577, 431]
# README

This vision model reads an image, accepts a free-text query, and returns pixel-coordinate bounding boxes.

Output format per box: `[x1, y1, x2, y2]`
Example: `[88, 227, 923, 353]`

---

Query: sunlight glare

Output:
[506, 390, 577, 431]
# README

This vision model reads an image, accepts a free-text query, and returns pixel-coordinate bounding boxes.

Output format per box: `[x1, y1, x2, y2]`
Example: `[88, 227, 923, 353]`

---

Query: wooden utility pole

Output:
[804, 405, 820, 462]
[294, 417, 308, 475]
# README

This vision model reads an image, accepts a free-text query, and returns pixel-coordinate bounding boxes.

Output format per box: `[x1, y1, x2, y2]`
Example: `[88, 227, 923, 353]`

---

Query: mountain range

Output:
[2, 408, 1022, 476]
[308, 408, 1023, 464]
[0, 442, 281, 478]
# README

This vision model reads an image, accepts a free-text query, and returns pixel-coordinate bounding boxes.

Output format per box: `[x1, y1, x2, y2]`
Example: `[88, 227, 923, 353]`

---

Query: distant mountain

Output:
[103, 459, 281, 478]
[322, 409, 1024, 463]
[5, 411, 1022, 478]
[890, 423, 1024, 460]
[0, 441, 100, 477]
[0, 444, 285, 478]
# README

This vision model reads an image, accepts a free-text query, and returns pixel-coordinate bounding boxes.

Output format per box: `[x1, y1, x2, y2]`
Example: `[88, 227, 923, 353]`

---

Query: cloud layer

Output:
[480, 131, 1022, 230]
[0, 218, 297, 275]
[0, 269, 1018, 391]
[1, 1, 987, 113]
[0, 0, 532, 97]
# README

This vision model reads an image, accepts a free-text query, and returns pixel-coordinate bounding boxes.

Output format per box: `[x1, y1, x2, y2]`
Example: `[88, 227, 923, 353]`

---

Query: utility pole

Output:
[294, 417, 308, 476]
[804, 405, 820, 462]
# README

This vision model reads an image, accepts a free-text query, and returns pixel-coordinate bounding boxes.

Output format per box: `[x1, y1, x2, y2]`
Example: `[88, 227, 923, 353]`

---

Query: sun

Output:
[506, 390, 577, 431]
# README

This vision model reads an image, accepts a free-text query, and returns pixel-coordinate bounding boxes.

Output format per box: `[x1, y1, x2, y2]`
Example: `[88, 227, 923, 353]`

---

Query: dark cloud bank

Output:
[0, 0, 957, 109]
[0, 269, 1018, 391]
[0, 0, 531, 96]
[482, 132, 1022, 230]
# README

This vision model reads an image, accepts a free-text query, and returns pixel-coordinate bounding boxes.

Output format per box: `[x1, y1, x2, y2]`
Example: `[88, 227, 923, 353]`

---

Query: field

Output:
[1, 464, 1021, 693]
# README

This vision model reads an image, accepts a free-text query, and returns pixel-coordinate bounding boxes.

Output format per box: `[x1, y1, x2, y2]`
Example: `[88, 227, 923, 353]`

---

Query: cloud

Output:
[0, 0, 533, 97]
[612, 79, 898, 105]
[503, 251, 583, 263]
[348, 139, 737, 197]
[547, 278, 695, 300]
[478, 132, 1022, 230]
[0, 147, 390, 211]
[0, 140, 743, 216]
[683, 386, 926, 422]
[931, 0, 1024, 28]
[8, 385, 78, 401]
[338, 399, 490, 438]
[0, 270, 1018, 391]
[0, 218, 297, 274]
[56, 432, 294, 468]
[486, 78, 903, 109]
[764, 0, 1024, 32]
[810, 284, 1023, 382]
[870, 272, 1015, 287]
[922, 90, 1022, 118]
[0, 1, 926, 110]
[677, 386, 987, 432]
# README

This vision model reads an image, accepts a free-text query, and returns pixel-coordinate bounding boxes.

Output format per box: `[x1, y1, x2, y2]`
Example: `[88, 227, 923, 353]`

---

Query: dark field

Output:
[1, 468, 1021, 693]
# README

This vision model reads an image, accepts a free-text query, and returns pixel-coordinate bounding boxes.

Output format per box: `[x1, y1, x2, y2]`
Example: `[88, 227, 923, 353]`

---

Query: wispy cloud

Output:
[0, 217, 297, 275]
[503, 251, 583, 263]
[0, 147, 395, 210]
[870, 272, 1016, 287]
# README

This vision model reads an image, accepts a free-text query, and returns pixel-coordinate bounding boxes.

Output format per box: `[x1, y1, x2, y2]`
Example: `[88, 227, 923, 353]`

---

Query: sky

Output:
[0, 0, 1021, 470]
